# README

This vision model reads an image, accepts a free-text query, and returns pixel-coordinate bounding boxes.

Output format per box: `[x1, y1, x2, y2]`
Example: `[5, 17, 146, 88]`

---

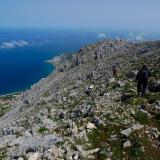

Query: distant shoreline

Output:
[0, 59, 55, 96]
[0, 91, 22, 97]
[0, 54, 64, 97]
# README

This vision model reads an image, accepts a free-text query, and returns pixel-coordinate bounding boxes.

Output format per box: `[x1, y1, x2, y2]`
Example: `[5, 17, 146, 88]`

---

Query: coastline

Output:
[0, 57, 58, 97]
[0, 55, 62, 107]
[0, 91, 22, 98]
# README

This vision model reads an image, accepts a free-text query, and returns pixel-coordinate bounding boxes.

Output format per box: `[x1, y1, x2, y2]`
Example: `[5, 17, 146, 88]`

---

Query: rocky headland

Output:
[0, 39, 160, 160]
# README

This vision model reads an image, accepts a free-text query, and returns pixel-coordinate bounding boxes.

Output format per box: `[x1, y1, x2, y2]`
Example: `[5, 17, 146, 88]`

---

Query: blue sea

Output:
[0, 29, 159, 95]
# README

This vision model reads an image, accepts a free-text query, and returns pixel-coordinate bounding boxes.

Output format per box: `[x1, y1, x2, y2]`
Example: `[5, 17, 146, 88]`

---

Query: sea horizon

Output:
[0, 28, 160, 95]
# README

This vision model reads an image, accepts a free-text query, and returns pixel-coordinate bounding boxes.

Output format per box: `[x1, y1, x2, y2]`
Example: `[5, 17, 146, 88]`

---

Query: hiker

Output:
[84, 85, 95, 100]
[136, 65, 151, 97]
[112, 63, 118, 77]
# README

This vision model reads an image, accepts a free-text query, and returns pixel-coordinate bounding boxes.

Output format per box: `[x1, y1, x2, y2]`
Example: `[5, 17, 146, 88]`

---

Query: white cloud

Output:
[97, 33, 106, 38]
[0, 42, 15, 48]
[0, 40, 29, 49]
[135, 32, 146, 41]
[127, 32, 147, 41]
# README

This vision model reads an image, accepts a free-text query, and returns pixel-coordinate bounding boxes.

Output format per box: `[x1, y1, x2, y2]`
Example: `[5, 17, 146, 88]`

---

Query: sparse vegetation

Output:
[0, 106, 11, 117]
[134, 111, 149, 125]
[38, 127, 49, 133]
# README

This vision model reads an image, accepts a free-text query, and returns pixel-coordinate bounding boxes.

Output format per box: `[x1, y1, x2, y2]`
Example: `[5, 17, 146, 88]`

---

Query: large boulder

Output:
[126, 70, 138, 79]
[121, 124, 144, 137]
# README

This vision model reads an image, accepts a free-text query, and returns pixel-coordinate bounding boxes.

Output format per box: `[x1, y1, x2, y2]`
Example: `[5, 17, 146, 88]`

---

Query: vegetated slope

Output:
[0, 39, 160, 160]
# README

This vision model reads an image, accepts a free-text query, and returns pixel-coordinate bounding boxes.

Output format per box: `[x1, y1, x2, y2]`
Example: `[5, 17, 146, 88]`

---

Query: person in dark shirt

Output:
[136, 65, 151, 97]
[112, 63, 118, 78]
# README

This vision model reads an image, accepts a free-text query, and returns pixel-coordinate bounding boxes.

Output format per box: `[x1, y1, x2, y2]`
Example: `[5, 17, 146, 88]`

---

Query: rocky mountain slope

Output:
[0, 39, 160, 160]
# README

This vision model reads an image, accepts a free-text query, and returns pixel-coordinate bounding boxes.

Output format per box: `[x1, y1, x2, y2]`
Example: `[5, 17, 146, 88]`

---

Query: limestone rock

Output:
[28, 152, 39, 160]
[86, 123, 96, 130]
[123, 140, 131, 148]
[126, 70, 138, 79]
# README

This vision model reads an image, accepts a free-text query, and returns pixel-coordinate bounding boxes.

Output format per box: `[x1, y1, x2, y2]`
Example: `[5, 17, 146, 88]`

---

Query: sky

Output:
[0, 0, 160, 32]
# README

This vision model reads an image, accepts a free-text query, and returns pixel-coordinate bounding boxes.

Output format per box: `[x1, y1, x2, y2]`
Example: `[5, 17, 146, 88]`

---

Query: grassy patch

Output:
[87, 127, 110, 159]
[123, 82, 134, 92]
[127, 97, 144, 106]
[146, 93, 160, 104]
[42, 91, 50, 97]
[87, 100, 96, 107]
[152, 113, 160, 130]
[134, 111, 149, 125]
[110, 139, 123, 160]
[126, 132, 160, 160]
[153, 69, 160, 79]
[87, 125, 123, 159]
[0, 106, 11, 117]
[124, 134, 143, 159]
[0, 148, 7, 160]
[38, 127, 49, 133]
[87, 128, 108, 148]
[108, 81, 119, 90]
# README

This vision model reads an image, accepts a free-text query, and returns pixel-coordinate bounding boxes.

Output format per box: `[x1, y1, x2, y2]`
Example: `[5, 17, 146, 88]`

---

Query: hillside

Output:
[0, 39, 160, 160]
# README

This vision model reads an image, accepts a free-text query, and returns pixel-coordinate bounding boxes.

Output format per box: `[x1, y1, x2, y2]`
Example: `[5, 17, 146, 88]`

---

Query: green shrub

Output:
[38, 127, 49, 133]
[134, 111, 149, 125]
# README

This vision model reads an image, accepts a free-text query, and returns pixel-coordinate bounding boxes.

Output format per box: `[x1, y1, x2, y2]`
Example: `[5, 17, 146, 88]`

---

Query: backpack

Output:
[139, 70, 149, 81]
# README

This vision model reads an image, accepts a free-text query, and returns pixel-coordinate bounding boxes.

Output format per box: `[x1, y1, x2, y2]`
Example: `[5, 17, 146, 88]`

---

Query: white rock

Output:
[24, 130, 32, 138]
[72, 125, 78, 134]
[87, 123, 96, 130]
[87, 148, 100, 155]
[132, 124, 144, 131]
[109, 78, 115, 83]
[74, 153, 79, 160]
[89, 85, 94, 89]
[123, 140, 131, 148]
[121, 128, 132, 137]
[42, 118, 56, 129]
[121, 124, 144, 137]
[49, 146, 64, 158]
[28, 152, 39, 160]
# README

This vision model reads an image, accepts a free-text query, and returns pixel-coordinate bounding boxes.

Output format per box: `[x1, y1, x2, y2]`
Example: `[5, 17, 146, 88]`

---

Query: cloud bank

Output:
[0, 40, 29, 49]
[135, 33, 146, 41]
[127, 32, 147, 41]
